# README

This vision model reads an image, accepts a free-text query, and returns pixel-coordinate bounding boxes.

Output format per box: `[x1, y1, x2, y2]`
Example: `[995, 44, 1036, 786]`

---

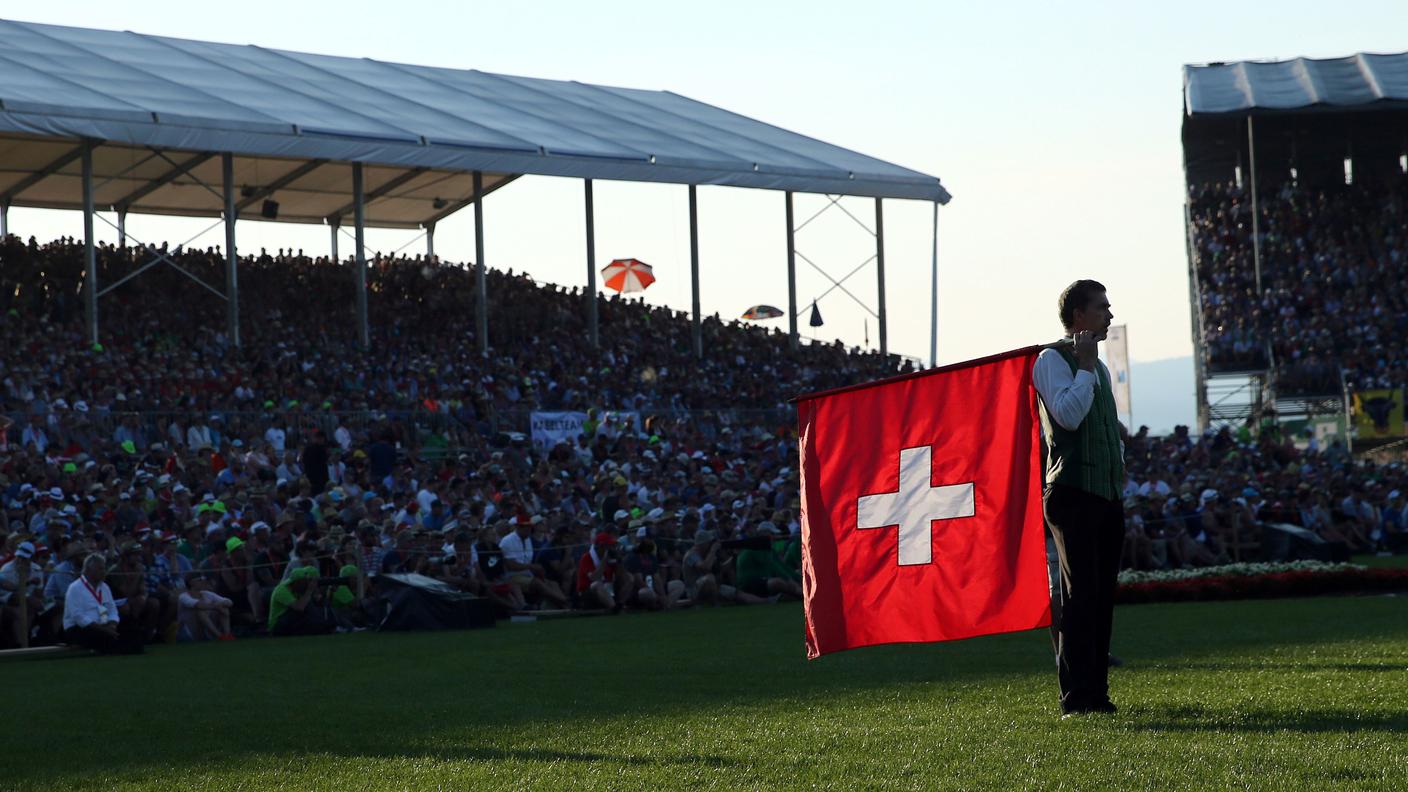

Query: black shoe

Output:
[1108, 654, 1124, 668]
[1091, 699, 1118, 714]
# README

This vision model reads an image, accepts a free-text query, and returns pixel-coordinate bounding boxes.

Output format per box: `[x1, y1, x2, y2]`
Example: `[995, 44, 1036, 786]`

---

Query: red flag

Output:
[799, 347, 1050, 659]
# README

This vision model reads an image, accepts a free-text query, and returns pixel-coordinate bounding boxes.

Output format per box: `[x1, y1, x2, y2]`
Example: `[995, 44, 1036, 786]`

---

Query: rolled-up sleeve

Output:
[1033, 350, 1097, 431]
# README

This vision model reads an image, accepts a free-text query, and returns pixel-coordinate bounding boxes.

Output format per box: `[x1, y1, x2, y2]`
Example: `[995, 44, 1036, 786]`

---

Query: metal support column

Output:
[117, 210, 127, 248]
[425, 223, 435, 260]
[1248, 115, 1263, 293]
[82, 144, 98, 346]
[929, 201, 939, 368]
[353, 162, 369, 349]
[584, 179, 599, 348]
[785, 191, 798, 350]
[874, 197, 888, 354]
[222, 152, 240, 348]
[0, 201, 8, 237]
[329, 220, 340, 262]
[689, 184, 702, 358]
[473, 170, 488, 354]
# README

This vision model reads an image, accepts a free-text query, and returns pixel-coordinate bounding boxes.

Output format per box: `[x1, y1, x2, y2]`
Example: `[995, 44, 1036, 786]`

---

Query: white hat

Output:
[731, 499, 745, 510]
[1200, 488, 1219, 502]
[48, 487, 63, 500]
[635, 526, 649, 539]
[14, 541, 35, 559]
[646, 507, 666, 523]
[613, 509, 630, 521]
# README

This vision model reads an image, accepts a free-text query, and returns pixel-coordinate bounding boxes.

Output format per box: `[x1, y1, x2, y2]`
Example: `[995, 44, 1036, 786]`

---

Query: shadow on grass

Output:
[1125, 703, 1408, 734]
[7, 597, 1408, 788]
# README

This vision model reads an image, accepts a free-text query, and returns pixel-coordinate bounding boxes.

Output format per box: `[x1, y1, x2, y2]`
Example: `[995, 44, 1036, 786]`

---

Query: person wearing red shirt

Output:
[575, 532, 631, 612]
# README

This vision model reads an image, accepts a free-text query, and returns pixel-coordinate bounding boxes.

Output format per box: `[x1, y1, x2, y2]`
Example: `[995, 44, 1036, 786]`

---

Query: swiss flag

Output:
[798, 347, 1051, 659]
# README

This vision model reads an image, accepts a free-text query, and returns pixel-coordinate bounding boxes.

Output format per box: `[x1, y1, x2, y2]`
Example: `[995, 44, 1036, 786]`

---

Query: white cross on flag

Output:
[797, 347, 1052, 659]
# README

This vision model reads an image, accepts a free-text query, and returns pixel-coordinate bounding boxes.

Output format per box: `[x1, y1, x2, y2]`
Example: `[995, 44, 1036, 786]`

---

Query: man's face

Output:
[1071, 290, 1114, 340]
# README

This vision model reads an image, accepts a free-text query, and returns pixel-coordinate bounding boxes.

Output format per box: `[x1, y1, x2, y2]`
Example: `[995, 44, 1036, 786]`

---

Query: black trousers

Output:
[272, 605, 332, 637]
[1044, 484, 1124, 711]
[65, 625, 145, 655]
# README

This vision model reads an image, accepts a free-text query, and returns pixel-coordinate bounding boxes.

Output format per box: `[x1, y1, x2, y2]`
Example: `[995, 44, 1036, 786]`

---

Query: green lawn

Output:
[6, 595, 1407, 791]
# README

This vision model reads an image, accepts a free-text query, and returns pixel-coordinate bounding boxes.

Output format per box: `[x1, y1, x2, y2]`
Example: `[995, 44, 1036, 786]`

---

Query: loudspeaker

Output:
[261, 199, 279, 220]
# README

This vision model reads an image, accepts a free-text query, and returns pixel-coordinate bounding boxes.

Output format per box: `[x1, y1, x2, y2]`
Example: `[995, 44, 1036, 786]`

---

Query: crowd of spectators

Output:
[1189, 176, 1408, 395]
[2, 232, 1403, 655]
[1116, 421, 1405, 571]
[0, 234, 883, 652]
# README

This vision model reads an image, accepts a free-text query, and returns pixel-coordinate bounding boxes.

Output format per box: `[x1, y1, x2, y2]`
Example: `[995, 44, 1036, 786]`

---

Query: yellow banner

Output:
[1352, 389, 1405, 439]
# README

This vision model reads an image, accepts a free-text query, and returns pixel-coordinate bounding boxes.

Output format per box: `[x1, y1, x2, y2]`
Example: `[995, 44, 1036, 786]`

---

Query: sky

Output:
[6, 1, 1407, 393]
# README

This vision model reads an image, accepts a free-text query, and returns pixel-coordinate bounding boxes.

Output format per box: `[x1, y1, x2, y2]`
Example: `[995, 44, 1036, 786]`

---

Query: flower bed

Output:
[1116, 561, 1408, 605]
[1118, 561, 1360, 586]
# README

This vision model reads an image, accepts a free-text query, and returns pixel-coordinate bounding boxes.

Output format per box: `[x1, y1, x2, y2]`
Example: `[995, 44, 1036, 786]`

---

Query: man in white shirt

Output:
[1032, 279, 1124, 719]
[499, 516, 569, 608]
[264, 422, 287, 454]
[63, 554, 144, 654]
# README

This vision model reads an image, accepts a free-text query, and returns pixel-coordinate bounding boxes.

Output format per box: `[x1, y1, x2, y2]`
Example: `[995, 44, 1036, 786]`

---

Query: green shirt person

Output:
[268, 566, 319, 631]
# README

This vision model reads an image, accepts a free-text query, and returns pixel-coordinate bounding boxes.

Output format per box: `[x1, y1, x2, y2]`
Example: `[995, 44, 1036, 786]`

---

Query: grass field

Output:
[6, 594, 1406, 791]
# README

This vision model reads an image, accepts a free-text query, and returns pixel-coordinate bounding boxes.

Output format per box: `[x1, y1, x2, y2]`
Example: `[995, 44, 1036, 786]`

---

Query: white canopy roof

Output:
[0, 19, 948, 229]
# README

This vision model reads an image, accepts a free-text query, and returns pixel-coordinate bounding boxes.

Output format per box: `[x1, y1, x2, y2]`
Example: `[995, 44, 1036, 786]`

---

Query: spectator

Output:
[178, 576, 234, 641]
[1, 540, 43, 647]
[499, 515, 568, 608]
[576, 531, 630, 611]
[268, 566, 331, 636]
[63, 553, 142, 654]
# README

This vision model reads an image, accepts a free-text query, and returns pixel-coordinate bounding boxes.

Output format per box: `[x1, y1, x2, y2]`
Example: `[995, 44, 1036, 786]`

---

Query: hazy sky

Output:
[7, 0, 1407, 372]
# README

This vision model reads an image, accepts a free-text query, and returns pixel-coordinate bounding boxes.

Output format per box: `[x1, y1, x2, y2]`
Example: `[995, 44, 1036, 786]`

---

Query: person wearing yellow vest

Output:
[1033, 279, 1124, 719]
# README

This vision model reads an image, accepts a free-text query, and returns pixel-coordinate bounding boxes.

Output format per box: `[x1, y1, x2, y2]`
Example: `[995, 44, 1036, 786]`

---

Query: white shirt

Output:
[498, 532, 534, 566]
[334, 425, 353, 451]
[264, 427, 287, 453]
[0, 559, 41, 604]
[1032, 348, 1102, 432]
[63, 577, 119, 630]
[188, 424, 214, 450]
[1033, 347, 1124, 458]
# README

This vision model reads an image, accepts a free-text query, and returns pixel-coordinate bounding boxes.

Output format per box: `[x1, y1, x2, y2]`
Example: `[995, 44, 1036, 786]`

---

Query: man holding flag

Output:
[1033, 279, 1123, 717]
[797, 277, 1123, 719]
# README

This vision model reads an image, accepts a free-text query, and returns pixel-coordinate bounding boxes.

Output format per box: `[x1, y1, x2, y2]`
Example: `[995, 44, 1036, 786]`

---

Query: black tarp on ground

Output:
[375, 573, 496, 632]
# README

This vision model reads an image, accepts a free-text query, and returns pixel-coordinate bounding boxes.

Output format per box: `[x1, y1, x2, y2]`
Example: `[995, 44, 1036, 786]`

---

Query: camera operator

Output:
[267, 566, 332, 636]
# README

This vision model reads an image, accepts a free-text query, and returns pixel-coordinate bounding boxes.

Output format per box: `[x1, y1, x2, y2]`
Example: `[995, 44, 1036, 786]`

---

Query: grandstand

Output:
[0, 19, 950, 654]
[1183, 52, 1408, 446]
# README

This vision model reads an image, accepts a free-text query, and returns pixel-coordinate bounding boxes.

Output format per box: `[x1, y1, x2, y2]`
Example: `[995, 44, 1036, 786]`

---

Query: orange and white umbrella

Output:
[601, 258, 655, 293]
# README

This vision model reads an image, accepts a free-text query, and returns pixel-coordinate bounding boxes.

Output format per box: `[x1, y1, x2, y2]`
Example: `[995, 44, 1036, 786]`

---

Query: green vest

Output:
[1038, 347, 1124, 502]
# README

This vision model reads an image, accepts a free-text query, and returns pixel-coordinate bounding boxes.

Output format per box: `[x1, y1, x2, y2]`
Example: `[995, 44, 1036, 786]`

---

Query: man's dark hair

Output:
[1058, 279, 1107, 331]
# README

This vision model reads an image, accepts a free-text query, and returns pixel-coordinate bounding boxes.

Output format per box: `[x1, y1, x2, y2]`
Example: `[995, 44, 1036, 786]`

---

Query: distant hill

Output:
[1127, 356, 1196, 435]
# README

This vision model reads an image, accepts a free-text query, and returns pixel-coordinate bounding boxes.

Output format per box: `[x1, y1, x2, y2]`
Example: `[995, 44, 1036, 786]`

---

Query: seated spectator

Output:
[63, 553, 143, 654]
[576, 531, 630, 611]
[178, 576, 234, 641]
[329, 564, 369, 631]
[0, 541, 44, 648]
[267, 566, 331, 636]
[109, 541, 159, 643]
[499, 515, 568, 609]
[734, 522, 802, 601]
[476, 525, 525, 613]
[623, 532, 686, 609]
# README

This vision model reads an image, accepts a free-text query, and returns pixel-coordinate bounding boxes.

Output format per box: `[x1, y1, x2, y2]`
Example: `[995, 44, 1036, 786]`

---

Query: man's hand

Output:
[1073, 330, 1099, 372]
